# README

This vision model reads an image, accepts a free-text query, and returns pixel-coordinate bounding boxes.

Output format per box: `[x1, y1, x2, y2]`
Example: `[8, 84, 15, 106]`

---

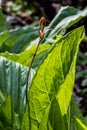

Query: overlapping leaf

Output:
[0, 56, 35, 129]
[0, 25, 39, 53]
[0, 56, 35, 112]
[0, 44, 51, 68]
[44, 6, 87, 39]
[28, 27, 84, 130]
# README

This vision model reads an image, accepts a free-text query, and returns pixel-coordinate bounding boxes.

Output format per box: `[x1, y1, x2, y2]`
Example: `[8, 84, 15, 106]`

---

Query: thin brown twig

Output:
[26, 38, 41, 102]
[26, 16, 46, 103]
[25, 16, 46, 129]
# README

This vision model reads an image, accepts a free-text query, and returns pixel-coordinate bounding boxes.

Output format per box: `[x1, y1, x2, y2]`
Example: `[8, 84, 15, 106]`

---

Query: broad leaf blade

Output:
[0, 56, 35, 113]
[57, 26, 84, 116]
[0, 56, 35, 129]
[29, 27, 84, 129]
[0, 44, 51, 67]
[43, 6, 87, 41]
[0, 26, 39, 53]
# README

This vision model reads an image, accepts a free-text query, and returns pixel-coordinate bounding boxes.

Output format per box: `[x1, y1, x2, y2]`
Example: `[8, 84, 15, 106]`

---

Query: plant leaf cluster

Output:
[0, 6, 87, 130]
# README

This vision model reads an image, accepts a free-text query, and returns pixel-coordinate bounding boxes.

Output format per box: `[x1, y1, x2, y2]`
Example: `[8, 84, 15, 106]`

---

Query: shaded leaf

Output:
[48, 99, 66, 130]
[21, 104, 29, 130]
[0, 44, 51, 68]
[56, 26, 84, 115]
[43, 6, 87, 42]
[70, 97, 86, 130]
[0, 96, 11, 129]
[74, 117, 87, 130]
[0, 56, 35, 113]
[0, 8, 6, 32]
[0, 26, 39, 53]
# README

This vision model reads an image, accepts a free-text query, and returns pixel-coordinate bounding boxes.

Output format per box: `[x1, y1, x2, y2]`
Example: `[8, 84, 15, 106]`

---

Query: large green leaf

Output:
[0, 56, 36, 129]
[0, 44, 51, 67]
[29, 42, 63, 129]
[28, 27, 84, 130]
[0, 25, 39, 53]
[43, 6, 87, 42]
[56, 29, 84, 115]
[0, 56, 35, 114]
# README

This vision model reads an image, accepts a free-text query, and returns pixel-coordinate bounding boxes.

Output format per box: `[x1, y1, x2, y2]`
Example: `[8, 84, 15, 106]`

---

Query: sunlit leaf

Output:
[29, 27, 84, 129]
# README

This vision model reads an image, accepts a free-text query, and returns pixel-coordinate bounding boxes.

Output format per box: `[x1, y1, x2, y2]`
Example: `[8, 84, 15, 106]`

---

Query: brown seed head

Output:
[39, 16, 46, 31]
[39, 30, 45, 40]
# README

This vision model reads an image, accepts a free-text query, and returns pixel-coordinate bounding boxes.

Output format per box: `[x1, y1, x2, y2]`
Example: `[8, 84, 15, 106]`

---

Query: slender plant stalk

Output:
[25, 16, 46, 129]
[26, 38, 41, 102]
